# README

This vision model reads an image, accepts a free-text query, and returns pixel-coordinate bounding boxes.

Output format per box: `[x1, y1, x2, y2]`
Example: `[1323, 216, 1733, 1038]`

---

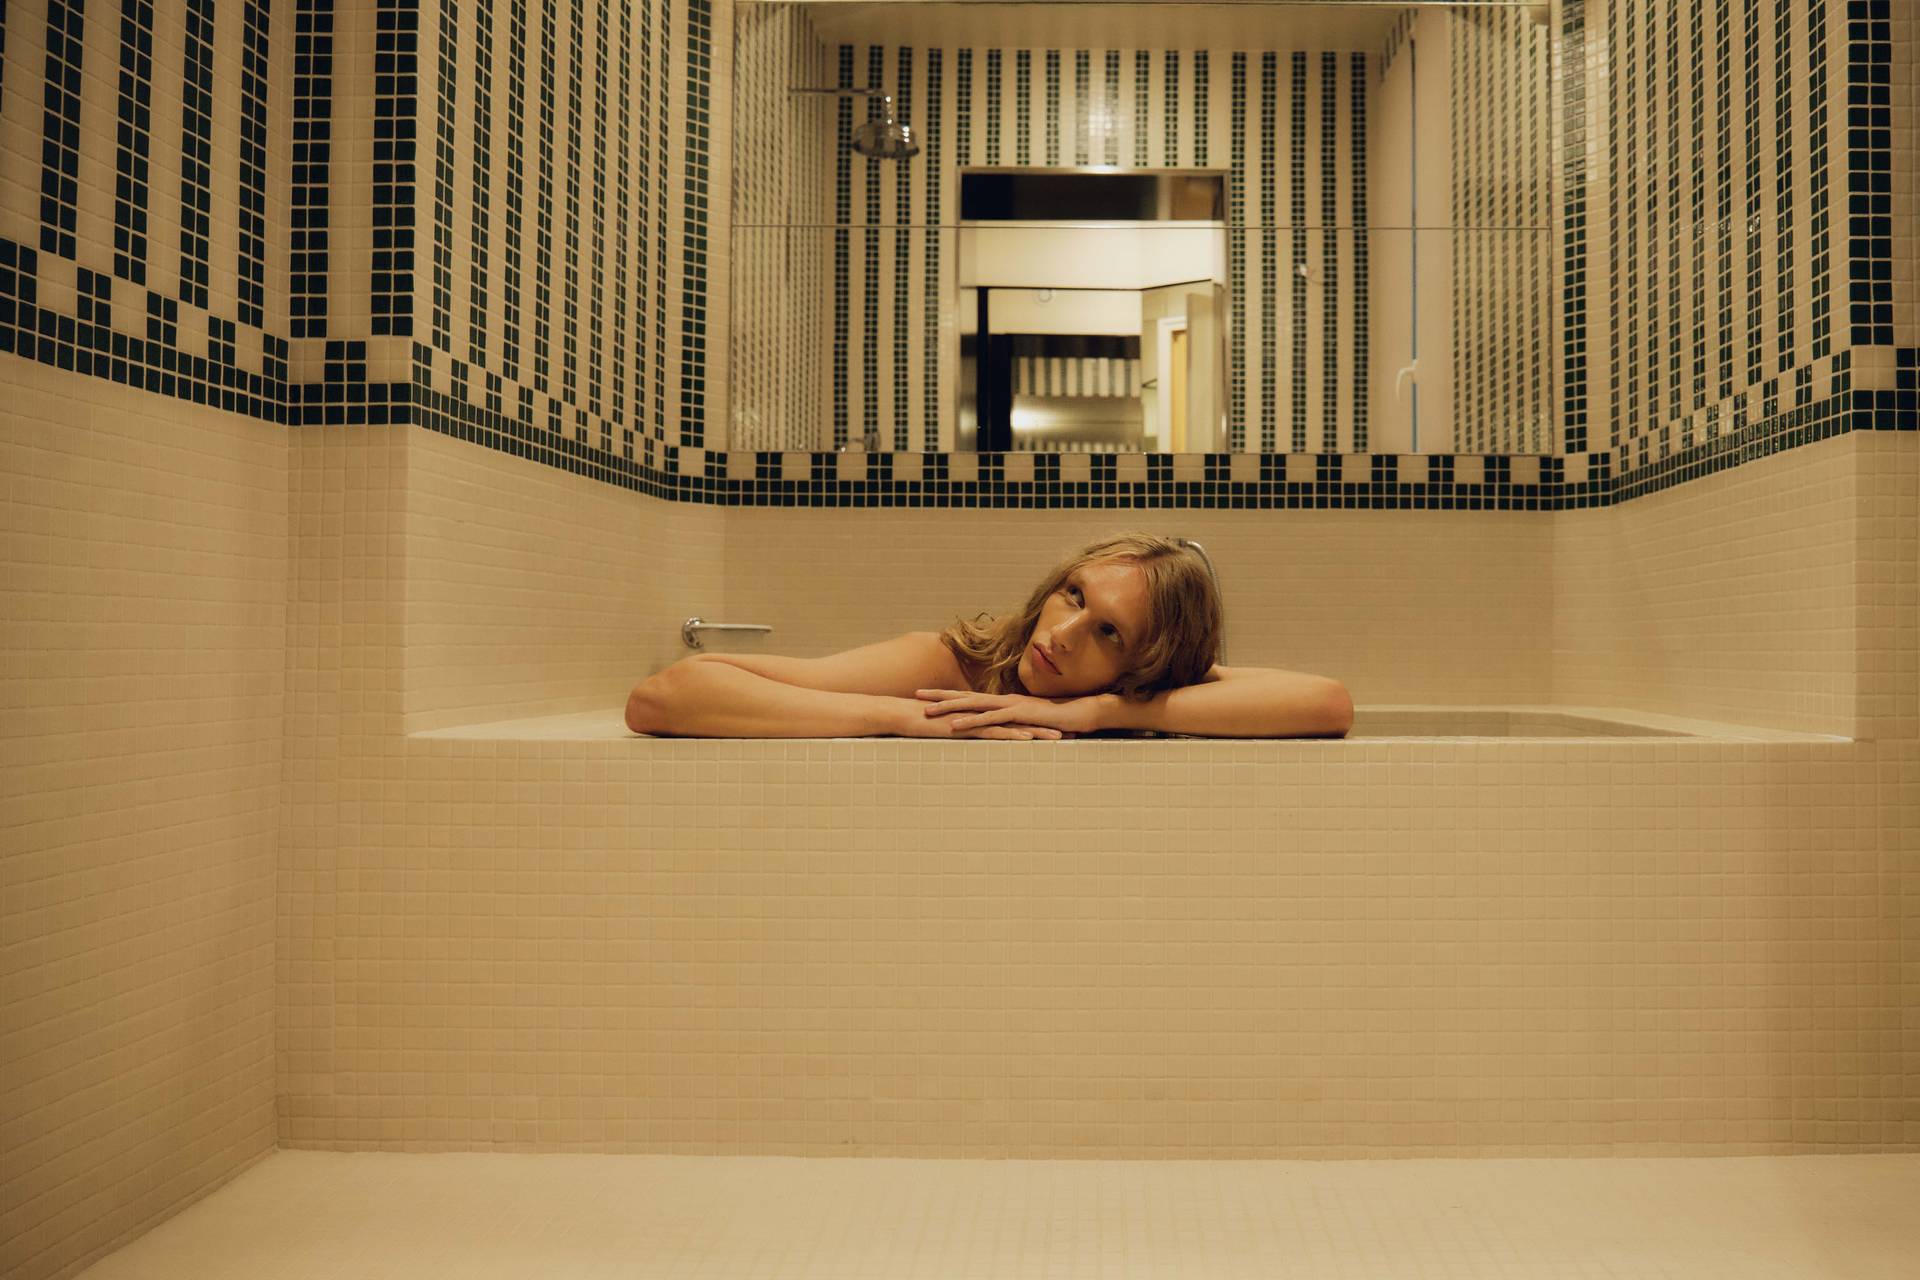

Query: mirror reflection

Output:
[730, 2, 1556, 456]
[958, 170, 1228, 453]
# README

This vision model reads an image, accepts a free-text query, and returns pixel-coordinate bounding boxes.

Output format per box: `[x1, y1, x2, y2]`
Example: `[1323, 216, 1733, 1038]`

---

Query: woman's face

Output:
[1017, 558, 1153, 697]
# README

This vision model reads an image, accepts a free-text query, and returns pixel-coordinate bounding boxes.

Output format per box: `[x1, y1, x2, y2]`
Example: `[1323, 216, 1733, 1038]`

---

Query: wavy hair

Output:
[940, 533, 1223, 700]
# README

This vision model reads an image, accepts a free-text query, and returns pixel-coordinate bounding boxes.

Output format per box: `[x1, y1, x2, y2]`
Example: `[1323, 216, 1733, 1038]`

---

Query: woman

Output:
[624, 533, 1353, 739]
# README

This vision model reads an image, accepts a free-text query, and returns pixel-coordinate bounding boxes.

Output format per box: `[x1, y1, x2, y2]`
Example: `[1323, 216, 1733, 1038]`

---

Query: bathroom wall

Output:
[1575, 0, 1867, 470]
[396, 0, 731, 467]
[0, 381, 281, 1277]
[0, 0, 291, 1274]
[272, 425, 1920, 1158]
[718, 483, 1556, 709]
[0, 0, 724, 1274]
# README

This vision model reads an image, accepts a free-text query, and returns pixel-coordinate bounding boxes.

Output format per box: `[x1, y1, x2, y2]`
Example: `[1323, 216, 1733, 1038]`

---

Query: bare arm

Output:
[626, 659, 915, 737]
[625, 632, 1058, 739]
[1096, 665, 1353, 738]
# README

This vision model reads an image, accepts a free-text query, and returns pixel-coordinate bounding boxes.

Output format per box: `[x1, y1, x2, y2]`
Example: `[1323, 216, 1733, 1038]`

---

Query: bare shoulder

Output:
[898, 630, 973, 690]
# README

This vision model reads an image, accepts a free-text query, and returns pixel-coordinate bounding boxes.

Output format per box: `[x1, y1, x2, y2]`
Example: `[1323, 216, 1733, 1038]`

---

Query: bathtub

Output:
[412, 703, 1826, 741]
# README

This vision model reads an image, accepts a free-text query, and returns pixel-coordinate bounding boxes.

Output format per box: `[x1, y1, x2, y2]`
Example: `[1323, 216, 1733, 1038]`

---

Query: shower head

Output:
[792, 87, 921, 160]
[853, 100, 920, 160]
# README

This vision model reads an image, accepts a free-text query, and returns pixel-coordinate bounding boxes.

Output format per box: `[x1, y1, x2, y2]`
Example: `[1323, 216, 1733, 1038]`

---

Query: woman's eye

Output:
[1066, 585, 1082, 603]
[1102, 625, 1119, 641]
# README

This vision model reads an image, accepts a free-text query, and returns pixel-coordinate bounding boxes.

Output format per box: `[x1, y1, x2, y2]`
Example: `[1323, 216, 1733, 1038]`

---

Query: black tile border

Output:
[3, 229, 1912, 508]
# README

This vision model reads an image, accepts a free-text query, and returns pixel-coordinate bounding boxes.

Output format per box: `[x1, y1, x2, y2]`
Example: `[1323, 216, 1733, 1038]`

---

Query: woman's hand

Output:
[897, 693, 1064, 741]
[914, 689, 1110, 737]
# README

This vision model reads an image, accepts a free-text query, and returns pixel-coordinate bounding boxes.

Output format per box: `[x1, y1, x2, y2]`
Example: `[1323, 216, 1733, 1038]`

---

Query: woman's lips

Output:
[1032, 643, 1060, 675]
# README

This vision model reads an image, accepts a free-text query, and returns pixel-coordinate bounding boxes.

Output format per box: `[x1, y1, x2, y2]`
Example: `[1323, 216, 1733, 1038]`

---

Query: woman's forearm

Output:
[626, 656, 915, 737]
[1095, 672, 1353, 738]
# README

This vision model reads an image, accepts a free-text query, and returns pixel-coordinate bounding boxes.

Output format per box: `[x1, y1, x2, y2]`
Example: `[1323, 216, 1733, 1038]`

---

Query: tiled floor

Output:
[77, 1151, 1920, 1278]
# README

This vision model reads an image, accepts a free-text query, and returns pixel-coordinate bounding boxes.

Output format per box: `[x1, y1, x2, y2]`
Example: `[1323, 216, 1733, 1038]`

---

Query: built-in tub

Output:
[413, 704, 1839, 742]
[351, 699, 1886, 1161]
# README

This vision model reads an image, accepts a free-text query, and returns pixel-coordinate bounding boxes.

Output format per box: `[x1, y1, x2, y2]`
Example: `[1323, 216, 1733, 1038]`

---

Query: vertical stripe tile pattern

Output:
[651, 0, 671, 446]
[1349, 50, 1368, 453]
[633, 0, 655, 435]
[290, 0, 331, 338]
[372, 0, 417, 337]
[1845, 0, 1891, 346]
[1806, 0, 1832, 360]
[430, 0, 457, 353]
[178, 0, 214, 305]
[532, 0, 555, 387]
[1016, 50, 1030, 164]
[1290, 50, 1307, 452]
[924, 47, 942, 450]
[1561, 0, 1588, 454]
[677, 0, 709, 446]
[894, 47, 911, 451]
[589, 0, 609, 430]
[1163, 50, 1178, 166]
[562, 0, 581, 408]
[1075, 49, 1090, 165]
[113, 0, 154, 285]
[1228, 52, 1245, 451]
[613, 0, 631, 443]
[861, 43, 881, 449]
[1319, 51, 1337, 453]
[502, 0, 527, 380]
[1259, 53, 1276, 454]
[833, 44, 850, 448]
[1742, 0, 1762, 388]
[469, 0, 495, 367]
[236, 0, 271, 330]
[1712, 0, 1732, 401]
[1771, 0, 1794, 374]
[39, 0, 86, 261]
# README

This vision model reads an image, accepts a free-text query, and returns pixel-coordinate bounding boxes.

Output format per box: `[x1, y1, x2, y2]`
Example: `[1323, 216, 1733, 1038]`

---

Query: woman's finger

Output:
[965, 724, 1060, 741]
[955, 707, 1021, 729]
[923, 696, 981, 717]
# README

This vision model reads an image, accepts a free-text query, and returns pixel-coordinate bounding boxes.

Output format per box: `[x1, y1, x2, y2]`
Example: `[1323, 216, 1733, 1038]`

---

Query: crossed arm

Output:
[624, 632, 1353, 739]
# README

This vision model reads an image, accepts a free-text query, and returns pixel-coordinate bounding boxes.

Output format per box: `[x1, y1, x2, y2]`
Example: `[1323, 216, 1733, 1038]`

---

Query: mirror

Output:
[729, 2, 1557, 456]
[957, 169, 1229, 453]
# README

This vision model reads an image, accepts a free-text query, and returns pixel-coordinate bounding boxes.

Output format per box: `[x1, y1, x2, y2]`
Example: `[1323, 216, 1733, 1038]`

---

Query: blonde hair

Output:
[940, 533, 1223, 700]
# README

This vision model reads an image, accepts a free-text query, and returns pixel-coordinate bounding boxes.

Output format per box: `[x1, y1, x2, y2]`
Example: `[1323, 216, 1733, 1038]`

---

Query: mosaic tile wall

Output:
[727, 5, 1553, 458]
[739, 32, 1388, 456]
[730, 1, 831, 452]
[1451, 5, 1554, 454]
[0, 0, 718, 468]
[0, 0, 1912, 512]
[1578, 0, 1913, 478]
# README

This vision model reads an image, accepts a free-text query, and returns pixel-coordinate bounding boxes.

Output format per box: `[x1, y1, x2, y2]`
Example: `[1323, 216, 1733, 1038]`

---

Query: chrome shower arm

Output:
[791, 86, 893, 99]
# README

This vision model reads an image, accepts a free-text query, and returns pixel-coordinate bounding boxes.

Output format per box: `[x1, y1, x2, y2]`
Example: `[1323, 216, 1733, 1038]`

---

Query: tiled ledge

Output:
[409, 705, 1848, 744]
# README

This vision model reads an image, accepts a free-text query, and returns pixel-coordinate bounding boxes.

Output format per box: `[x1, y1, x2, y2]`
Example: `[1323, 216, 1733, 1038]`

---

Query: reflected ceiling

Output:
[802, 3, 1407, 51]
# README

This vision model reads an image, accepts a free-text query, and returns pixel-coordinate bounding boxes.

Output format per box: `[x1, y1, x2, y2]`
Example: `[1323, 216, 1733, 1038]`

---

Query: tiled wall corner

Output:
[400, 427, 726, 732]
[0, 372, 281, 1280]
[278, 424, 411, 1147]
[1552, 430, 1912, 738]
